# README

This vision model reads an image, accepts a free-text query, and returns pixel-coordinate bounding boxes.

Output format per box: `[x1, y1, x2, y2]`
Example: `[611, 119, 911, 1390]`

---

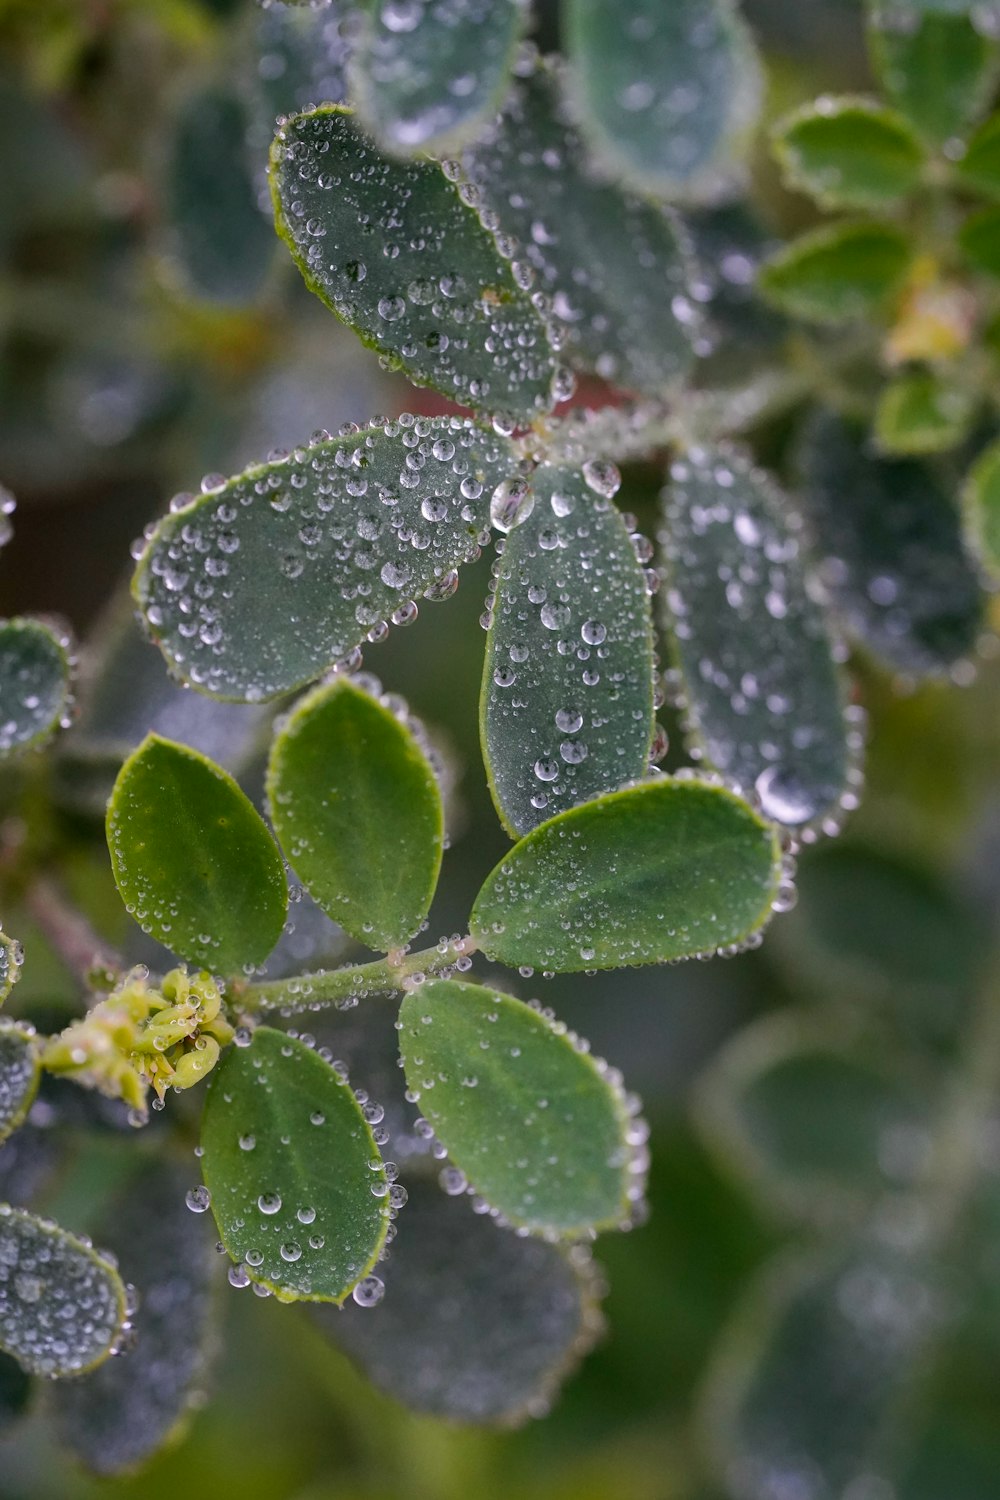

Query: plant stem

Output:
[24, 874, 123, 997]
[239, 936, 477, 1015]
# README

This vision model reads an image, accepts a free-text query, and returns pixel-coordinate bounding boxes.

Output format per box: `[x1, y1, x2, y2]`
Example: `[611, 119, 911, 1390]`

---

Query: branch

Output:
[24, 875, 123, 996]
[239, 936, 477, 1016]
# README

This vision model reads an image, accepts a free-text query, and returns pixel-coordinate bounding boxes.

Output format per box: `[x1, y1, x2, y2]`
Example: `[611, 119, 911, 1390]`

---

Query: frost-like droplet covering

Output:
[0, 930, 22, 1006]
[0, 618, 73, 757]
[0, 1024, 39, 1147]
[133, 418, 515, 702]
[0, 1206, 127, 1378]
[270, 107, 556, 418]
[659, 444, 851, 827]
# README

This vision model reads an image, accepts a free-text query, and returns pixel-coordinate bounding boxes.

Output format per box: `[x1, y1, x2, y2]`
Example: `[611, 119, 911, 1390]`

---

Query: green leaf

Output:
[200, 1026, 389, 1302]
[958, 203, 1000, 278]
[867, 10, 1000, 144]
[398, 979, 642, 1234]
[267, 677, 444, 951]
[270, 106, 556, 418]
[0, 1023, 39, 1147]
[470, 777, 781, 972]
[683, 205, 789, 384]
[482, 464, 654, 838]
[696, 1014, 933, 1226]
[52, 1160, 218, 1477]
[133, 418, 515, 702]
[564, 0, 763, 202]
[963, 436, 1000, 580]
[462, 62, 698, 395]
[0, 617, 73, 757]
[758, 220, 911, 325]
[660, 445, 851, 828]
[0, 1350, 30, 1436]
[796, 408, 984, 674]
[875, 370, 977, 454]
[954, 111, 1000, 198]
[0, 1206, 127, 1377]
[350, 0, 526, 157]
[315, 1175, 603, 1422]
[106, 734, 288, 972]
[772, 96, 924, 210]
[0, 930, 21, 1006]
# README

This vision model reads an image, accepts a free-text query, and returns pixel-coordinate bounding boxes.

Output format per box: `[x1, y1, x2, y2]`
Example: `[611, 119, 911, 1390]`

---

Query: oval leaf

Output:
[470, 778, 781, 972]
[773, 97, 924, 210]
[874, 371, 977, 455]
[660, 445, 851, 828]
[0, 1024, 39, 1147]
[963, 436, 1000, 581]
[267, 677, 444, 950]
[958, 203, 1000, 279]
[483, 464, 654, 838]
[53, 1161, 218, 1477]
[317, 1175, 603, 1422]
[954, 110, 1000, 199]
[106, 734, 288, 971]
[758, 220, 911, 326]
[270, 106, 556, 418]
[462, 62, 698, 395]
[868, 10, 1000, 144]
[201, 1027, 389, 1302]
[399, 980, 641, 1234]
[0, 930, 21, 1006]
[796, 409, 984, 674]
[0, 1206, 127, 1377]
[350, 0, 526, 157]
[133, 418, 514, 702]
[565, 0, 762, 202]
[0, 617, 72, 757]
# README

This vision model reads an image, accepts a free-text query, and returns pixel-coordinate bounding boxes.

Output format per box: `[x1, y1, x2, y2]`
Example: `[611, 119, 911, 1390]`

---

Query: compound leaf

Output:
[133, 418, 515, 702]
[200, 1027, 389, 1303]
[0, 618, 72, 758]
[0, 931, 21, 1006]
[398, 979, 640, 1234]
[482, 464, 654, 838]
[867, 8, 1000, 144]
[0, 1206, 127, 1378]
[758, 220, 911, 325]
[772, 97, 924, 210]
[270, 106, 556, 419]
[565, 0, 762, 202]
[267, 677, 443, 951]
[0, 1024, 39, 1147]
[470, 778, 781, 972]
[659, 445, 850, 828]
[874, 371, 977, 455]
[106, 734, 288, 972]
[963, 436, 1000, 580]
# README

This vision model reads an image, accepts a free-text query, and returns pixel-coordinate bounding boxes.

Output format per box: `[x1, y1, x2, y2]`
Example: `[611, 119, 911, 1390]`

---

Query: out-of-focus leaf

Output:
[201, 1027, 389, 1302]
[963, 436, 1000, 580]
[0, 1350, 30, 1437]
[758, 220, 911, 325]
[350, 0, 526, 157]
[875, 371, 978, 454]
[565, 0, 763, 202]
[0, 1206, 127, 1377]
[270, 106, 556, 418]
[867, 9, 1000, 144]
[958, 204, 1000, 279]
[470, 778, 781, 972]
[267, 677, 443, 950]
[106, 735, 288, 971]
[0, 1123, 61, 1210]
[0, 618, 73, 757]
[315, 1176, 603, 1422]
[0, 930, 21, 1006]
[0, 1023, 39, 1147]
[954, 111, 1000, 198]
[399, 979, 642, 1234]
[684, 205, 789, 384]
[249, 0, 353, 125]
[659, 444, 851, 828]
[133, 419, 515, 702]
[796, 408, 984, 674]
[462, 63, 698, 394]
[482, 464, 654, 838]
[772, 97, 925, 210]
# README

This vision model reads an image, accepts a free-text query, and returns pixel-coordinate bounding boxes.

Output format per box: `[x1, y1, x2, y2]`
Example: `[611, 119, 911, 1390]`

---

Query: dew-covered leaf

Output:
[249, 0, 353, 125]
[267, 676, 443, 950]
[796, 408, 984, 674]
[875, 370, 977, 455]
[398, 980, 640, 1234]
[867, 8, 1000, 144]
[659, 445, 851, 829]
[958, 203, 1000, 279]
[133, 418, 515, 702]
[200, 1027, 389, 1302]
[52, 1160, 218, 1477]
[162, 82, 276, 306]
[0, 1351, 30, 1437]
[696, 1015, 933, 1226]
[462, 62, 698, 395]
[482, 464, 654, 838]
[0, 1023, 39, 1148]
[0, 617, 73, 757]
[954, 111, 1000, 198]
[470, 777, 781, 972]
[565, 0, 762, 202]
[772, 97, 924, 210]
[0, 930, 21, 1006]
[270, 106, 555, 418]
[963, 436, 1000, 580]
[0, 1206, 127, 1377]
[106, 734, 288, 972]
[758, 220, 911, 325]
[350, 0, 526, 157]
[684, 204, 789, 385]
[316, 1175, 603, 1422]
